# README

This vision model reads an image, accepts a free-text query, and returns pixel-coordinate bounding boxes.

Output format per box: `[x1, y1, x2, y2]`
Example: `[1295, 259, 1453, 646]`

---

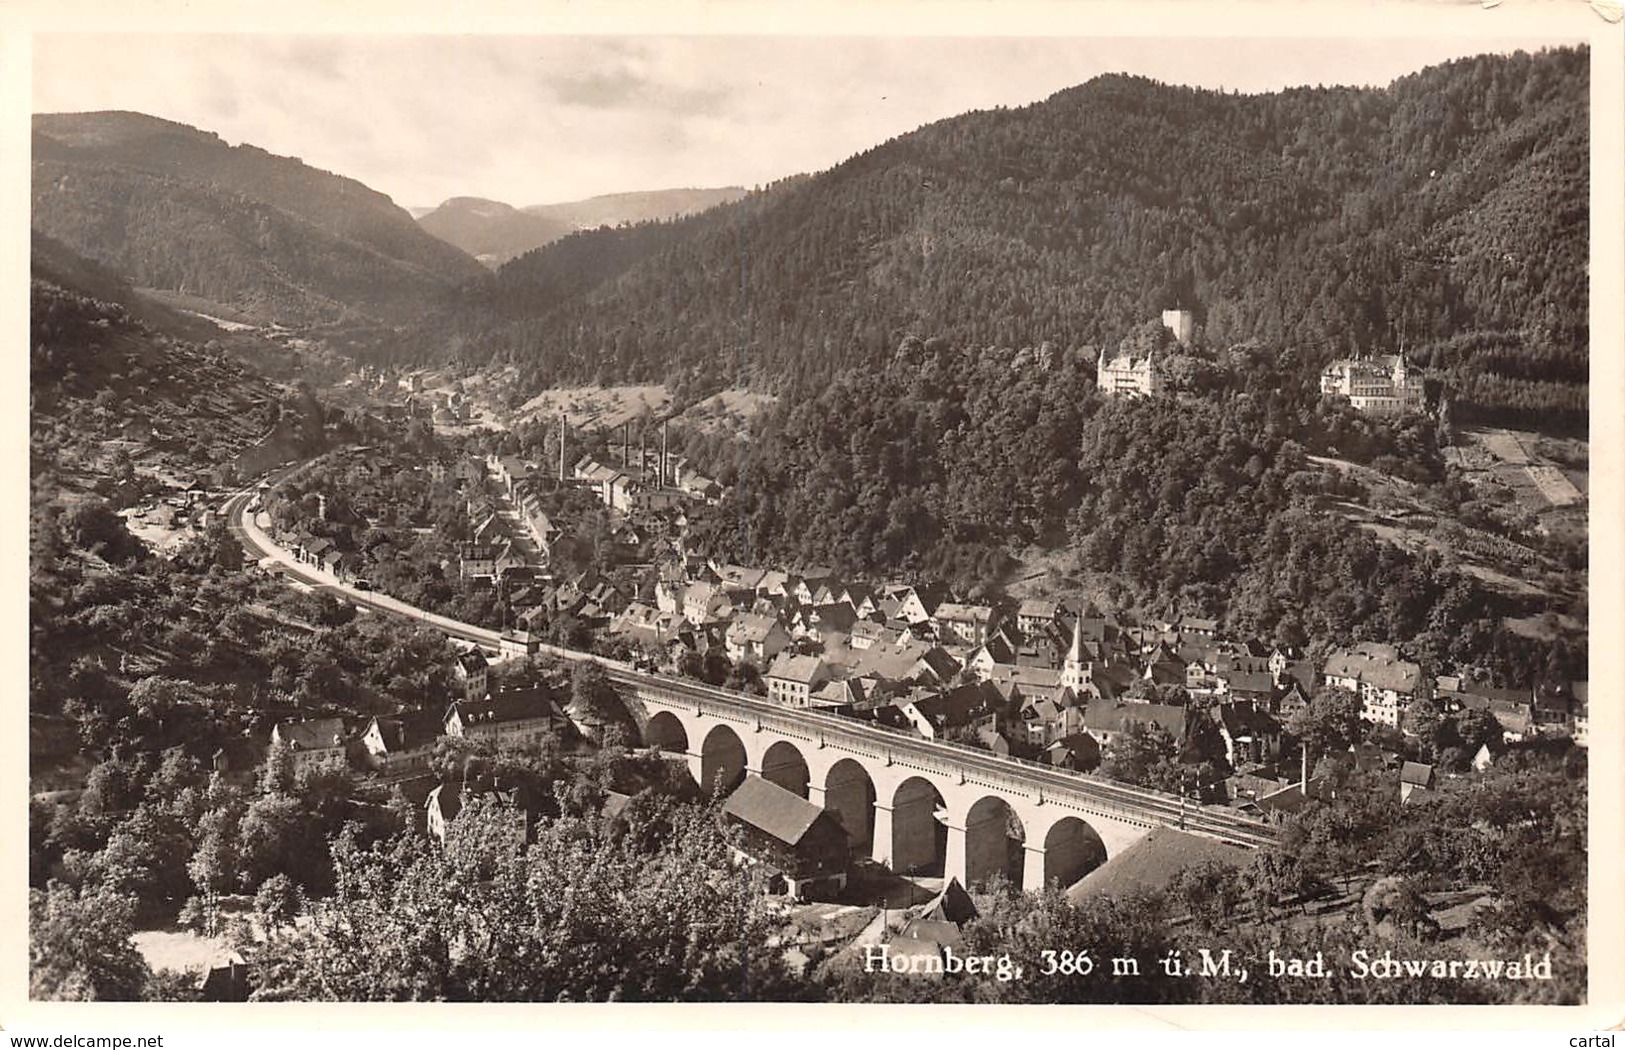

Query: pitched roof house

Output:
[270, 718, 348, 772]
[1042, 732, 1102, 773]
[1323, 643, 1425, 728]
[898, 681, 1007, 740]
[1082, 699, 1187, 747]
[721, 775, 852, 901]
[725, 612, 792, 666]
[765, 653, 831, 708]
[932, 602, 998, 647]
[443, 687, 561, 747]
[362, 710, 444, 773]
[1399, 761, 1437, 804]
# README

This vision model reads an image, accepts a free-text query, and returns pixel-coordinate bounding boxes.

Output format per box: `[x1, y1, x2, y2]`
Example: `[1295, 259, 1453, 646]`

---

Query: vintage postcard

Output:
[5, 0, 1621, 1037]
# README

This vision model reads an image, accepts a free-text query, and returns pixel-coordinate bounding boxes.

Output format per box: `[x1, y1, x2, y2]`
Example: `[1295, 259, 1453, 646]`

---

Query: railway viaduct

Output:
[610, 670, 1276, 895]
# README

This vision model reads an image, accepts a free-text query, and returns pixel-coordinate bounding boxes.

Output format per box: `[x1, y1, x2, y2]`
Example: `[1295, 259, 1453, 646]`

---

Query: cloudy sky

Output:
[33, 31, 1586, 210]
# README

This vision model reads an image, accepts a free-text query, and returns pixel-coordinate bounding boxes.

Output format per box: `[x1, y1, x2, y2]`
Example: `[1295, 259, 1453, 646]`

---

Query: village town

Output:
[235, 321, 1588, 931]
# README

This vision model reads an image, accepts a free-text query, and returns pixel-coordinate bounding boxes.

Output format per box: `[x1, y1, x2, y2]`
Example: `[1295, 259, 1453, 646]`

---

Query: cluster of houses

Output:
[258, 546, 1588, 901]
[599, 557, 1588, 787]
[454, 447, 723, 581]
[273, 527, 365, 583]
[570, 449, 722, 511]
[263, 524, 1588, 825]
[609, 563, 1330, 779]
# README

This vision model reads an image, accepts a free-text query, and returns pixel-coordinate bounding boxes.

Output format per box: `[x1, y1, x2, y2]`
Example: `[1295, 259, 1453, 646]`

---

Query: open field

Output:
[1452, 428, 1588, 513]
[680, 388, 778, 433]
[518, 384, 674, 429]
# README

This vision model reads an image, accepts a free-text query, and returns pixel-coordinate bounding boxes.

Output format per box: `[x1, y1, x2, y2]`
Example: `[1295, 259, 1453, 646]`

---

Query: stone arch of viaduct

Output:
[634, 686, 1161, 895]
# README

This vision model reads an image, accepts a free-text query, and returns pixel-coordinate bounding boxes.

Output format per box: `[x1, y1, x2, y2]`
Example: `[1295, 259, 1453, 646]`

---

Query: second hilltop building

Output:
[1319, 354, 1425, 416]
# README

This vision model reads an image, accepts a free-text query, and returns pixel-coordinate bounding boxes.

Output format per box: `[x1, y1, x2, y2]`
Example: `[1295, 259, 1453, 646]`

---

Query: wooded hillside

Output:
[423, 48, 1586, 427]
[33, 111, 485, 328]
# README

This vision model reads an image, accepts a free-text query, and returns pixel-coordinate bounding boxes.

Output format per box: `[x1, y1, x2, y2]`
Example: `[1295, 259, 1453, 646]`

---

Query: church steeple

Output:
[1062, 613, 1086, 691]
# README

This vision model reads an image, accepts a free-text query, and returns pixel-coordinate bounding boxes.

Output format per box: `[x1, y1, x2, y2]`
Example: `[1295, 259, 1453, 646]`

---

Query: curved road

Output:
[225, 480, 507, 651]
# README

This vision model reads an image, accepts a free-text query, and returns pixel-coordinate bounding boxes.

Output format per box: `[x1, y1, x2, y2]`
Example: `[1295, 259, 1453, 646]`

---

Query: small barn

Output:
[721, 775, 853, 901]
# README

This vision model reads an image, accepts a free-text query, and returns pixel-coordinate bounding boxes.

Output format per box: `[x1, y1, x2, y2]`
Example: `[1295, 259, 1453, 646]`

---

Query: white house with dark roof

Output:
[1016, 598, 1061, 638]
[1320, 354, 1425, 416]
[1096, 347, 1166, 398]
[444, 687, 560, 748]
[681, 581, 730, 626]
[1081, 698, 1187, 748]
[765, 653, 831, 708]
[932, 602, 997, 648]
[453, 647, 489, 700]
[361, 710, 443, 773]
[1323, 643, 1425, 728]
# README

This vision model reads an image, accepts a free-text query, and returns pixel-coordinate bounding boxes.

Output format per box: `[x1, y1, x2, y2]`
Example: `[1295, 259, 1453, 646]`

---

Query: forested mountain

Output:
[32, 111, 486, 327]
[416, 188, 748, 267]
[423, 48, 1586, 423]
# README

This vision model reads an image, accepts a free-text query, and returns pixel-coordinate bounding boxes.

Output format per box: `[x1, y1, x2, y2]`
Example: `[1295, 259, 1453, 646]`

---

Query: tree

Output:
[188, 804, 243, 897]
[1100, 721, 1179, 789]
[249, 798, 802, 1002]
[259, 739, 298, 796]
[236, 793, 327, 893]
[1287, 686, 1364, 761]
[568, 661, 625, 739]
[29, 882, 153, 1001]
[1403, 697, 1445, 760]
[93, 805, 194, 915]
[60, 500, 143, 564]
[254, 873, 302, 928]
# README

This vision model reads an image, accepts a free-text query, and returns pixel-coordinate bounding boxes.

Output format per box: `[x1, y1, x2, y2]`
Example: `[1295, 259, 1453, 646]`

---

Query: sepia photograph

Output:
[9, 0, 1621, 1029]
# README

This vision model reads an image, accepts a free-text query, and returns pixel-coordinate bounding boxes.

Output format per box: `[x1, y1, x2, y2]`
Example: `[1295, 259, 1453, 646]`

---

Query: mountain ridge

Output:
[414, 49, 1586, 428]
[32, 110, 486, 328]
[415, 186, 748, 267]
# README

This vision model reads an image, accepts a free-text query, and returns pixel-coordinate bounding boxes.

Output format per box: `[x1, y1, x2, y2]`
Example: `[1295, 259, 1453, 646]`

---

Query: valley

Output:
[23, 41, 1595, 1009]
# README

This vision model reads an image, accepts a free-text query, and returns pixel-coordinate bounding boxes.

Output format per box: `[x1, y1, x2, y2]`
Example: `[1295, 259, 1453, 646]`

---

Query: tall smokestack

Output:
[640, 426, 647, 480]
[558, 412, 566, 483]
[623, 422, 630, 470]
[661, 420, 669, 487]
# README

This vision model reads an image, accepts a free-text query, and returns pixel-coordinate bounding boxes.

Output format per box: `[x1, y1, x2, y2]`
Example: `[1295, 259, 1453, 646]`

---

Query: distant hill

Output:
[523, 186, 748, 230]
[419, 48, 1586, 425]
[32, 111, 486, 328]
[417, 197, 576, 268]
[32, 232, 301, 375]
[416, 187, 748, 267]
